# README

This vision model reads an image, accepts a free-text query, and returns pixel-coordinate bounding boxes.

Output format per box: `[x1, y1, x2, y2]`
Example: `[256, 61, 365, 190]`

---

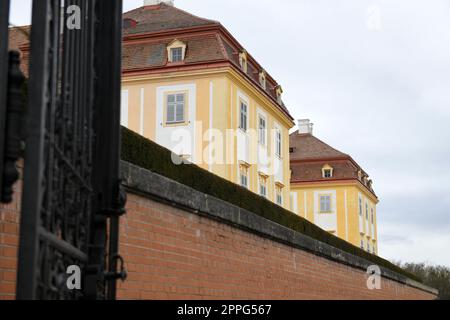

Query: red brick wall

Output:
[0, 178, 21, 300]
[116, 194, 435, 300]
[0, 186, 436, 300]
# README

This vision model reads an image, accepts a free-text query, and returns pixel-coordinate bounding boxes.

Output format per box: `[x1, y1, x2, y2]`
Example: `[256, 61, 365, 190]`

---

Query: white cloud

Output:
[379, 223, 450, 266]
[9, 0, 450, 267]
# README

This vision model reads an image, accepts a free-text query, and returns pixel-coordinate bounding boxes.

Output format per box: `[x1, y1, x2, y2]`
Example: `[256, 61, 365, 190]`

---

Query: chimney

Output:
[298, 119, 313, 134]
[144, 0, 174, 6]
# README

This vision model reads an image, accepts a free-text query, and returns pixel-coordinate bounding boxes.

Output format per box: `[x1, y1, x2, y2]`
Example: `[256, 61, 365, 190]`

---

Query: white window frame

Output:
[275, 185, 283, 206]
[258, 114, 267, 146]
[259, 71, 266, 89]
[166, 93, 186, 124]
[170, 47, 183, 62]
[275, 128, 282, 158]
[239, 165, 249, 189]
[319, 195, 332, 213]
[239, 51, 248, 73]
[259, 175, 267, 198]
[167, 39, 187, 63]
[365, 203, 369, 220]
[239, 101, 248, 132]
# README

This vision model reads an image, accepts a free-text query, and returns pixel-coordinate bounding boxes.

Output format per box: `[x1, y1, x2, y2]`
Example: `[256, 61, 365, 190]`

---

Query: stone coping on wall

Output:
[120, 160, 438, 296]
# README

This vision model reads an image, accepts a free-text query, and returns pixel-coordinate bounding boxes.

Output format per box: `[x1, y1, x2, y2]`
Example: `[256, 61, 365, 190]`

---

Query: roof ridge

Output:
[162, 3, 220, 26]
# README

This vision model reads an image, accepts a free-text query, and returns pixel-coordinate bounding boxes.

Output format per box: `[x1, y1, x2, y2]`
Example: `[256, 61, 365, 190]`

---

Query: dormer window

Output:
[167, 39, 187, 63]
[170, 47, 183, 62]
[363, 176, 368, 185]
[276, 85, 283, 104]
[259, 70, 266, 89]
[358, 170, 363, 180]
[123, 18, 137, 29]
[322, 164, 333, 178]
[239, 50, 248, 73]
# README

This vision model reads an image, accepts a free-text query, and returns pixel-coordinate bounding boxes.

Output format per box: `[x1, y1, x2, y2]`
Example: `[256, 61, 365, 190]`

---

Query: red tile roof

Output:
[7, 26, 30, 76]
[290, 132, 377, 197]
[290, 131, 349, 161]
[122, 4, 293, 120]
[123, 34, 226, 70]
[123, 4, 218, 35]
[7, 4, 294, 120]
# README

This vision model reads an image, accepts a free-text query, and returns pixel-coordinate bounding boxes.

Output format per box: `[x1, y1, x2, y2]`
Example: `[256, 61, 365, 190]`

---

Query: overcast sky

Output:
[9, 0, 450, 267]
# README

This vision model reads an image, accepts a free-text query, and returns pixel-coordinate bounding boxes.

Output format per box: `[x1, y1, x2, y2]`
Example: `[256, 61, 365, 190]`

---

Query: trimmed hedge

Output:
[121, 126, 422, 283]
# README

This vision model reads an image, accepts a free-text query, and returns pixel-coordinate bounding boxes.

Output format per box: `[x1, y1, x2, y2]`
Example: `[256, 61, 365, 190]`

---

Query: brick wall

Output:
[0, 176, 21, 300]
[117, 193, 434, 300]
[0, 162, 437, 300]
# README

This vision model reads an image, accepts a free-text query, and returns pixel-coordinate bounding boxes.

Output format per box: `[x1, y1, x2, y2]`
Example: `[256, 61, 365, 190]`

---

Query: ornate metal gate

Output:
[0, 0, 126, 300]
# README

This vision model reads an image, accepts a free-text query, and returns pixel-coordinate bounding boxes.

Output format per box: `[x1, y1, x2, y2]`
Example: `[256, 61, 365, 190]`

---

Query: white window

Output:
[259, 175, 267, 198]
[259, 71, 266, 89]
[371, 208, 374, 224]
[276, 86, 283, 104]
[322, 165, 333, 178]
[167, 39, 187, 63]
[365, 203, 369, 220]
[239, 51, 248, 73]
[276, 129, 282, 157]
[276, 186, 283, 206]
[359, 198, 362, 216]
[170, 47, 183, 62]
[258, 116, 266, 145]
[319, 195, 331, 213]
[239, 101, 247, 132]
[240, 165, 249, 188]
[166, 93, 185, 124]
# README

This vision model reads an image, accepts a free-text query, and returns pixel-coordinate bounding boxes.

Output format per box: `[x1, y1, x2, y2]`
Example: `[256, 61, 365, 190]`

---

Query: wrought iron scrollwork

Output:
[1, 51, 26, 203]
[16, 0, 126, 300]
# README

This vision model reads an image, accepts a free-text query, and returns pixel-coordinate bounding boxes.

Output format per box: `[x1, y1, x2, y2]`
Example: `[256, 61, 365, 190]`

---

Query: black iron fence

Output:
[0, 0, 126, 300]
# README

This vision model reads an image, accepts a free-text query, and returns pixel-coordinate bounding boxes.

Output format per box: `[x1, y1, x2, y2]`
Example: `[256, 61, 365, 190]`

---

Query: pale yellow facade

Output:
[121, 66, 294, 210]
[290, 181, 379, 254]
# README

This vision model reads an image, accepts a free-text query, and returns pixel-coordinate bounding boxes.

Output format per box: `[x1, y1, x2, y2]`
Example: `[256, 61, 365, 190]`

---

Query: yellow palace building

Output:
[289, 120, 379, 254]
[120, 1, 295, 209]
